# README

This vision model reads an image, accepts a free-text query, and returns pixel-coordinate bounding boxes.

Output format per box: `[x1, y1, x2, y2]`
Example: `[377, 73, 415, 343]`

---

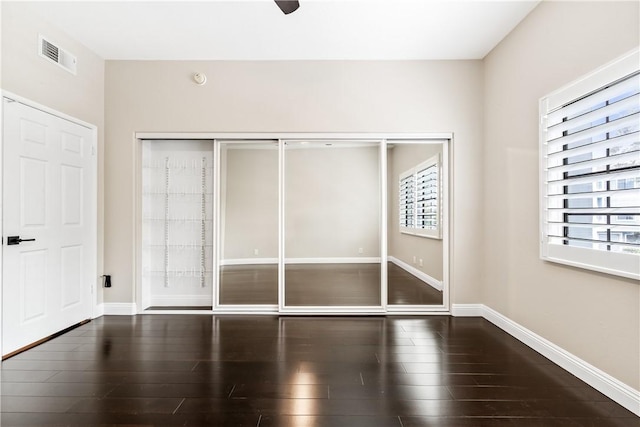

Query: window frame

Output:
[399, 154, 442, 240]
[539, 49, 639, 280]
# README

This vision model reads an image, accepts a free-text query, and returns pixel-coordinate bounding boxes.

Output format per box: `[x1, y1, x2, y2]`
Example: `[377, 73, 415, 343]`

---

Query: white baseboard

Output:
[286, 257, 381, 264]
[149, 295, 211, 306]
[450, 303, 483, 317]
[102, 303, 137, 315]
[221, 258, 278, 266]
[388, 256, 443, 291]
[452, 303, 640, 417]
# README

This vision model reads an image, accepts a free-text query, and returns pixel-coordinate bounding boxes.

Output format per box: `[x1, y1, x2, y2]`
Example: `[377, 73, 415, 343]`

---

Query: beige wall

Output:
[105, 60, 484, 304]
[483, 1, 639, 389]
[221, 146, 279, 260]
[221, 145, 381, 261]
[285, 145, 380, 259]
[388, 143, 443, 280]
[207, 143, 445, 266]
[1, 2, 105, 303]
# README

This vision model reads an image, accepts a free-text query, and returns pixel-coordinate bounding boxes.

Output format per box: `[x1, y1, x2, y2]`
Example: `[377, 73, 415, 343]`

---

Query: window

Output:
[399, 154, 441, 239]
[540, 49, 639, 280]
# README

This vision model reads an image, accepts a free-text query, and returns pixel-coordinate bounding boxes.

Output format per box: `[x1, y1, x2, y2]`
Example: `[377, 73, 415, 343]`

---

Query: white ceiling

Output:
[26, 0, 540, 60]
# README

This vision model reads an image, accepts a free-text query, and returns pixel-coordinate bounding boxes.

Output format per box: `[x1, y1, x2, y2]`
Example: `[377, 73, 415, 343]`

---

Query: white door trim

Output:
[0, 90, 99, 357]
[2, 91, 97, 131]
[137, 132, 454, 141]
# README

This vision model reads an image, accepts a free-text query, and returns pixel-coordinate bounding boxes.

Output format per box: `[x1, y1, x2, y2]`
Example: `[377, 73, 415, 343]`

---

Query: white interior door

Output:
[2, 97, 96, 356]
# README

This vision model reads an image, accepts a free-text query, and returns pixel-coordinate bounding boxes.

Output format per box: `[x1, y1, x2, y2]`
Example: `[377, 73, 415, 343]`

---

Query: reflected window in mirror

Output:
[399, 154, 441, 240]
[387, 143, 445, 308]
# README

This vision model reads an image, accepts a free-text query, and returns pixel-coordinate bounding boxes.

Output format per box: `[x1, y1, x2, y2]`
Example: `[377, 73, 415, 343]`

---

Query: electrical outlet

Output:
[419, 259, 423, 267]
[413, 256, 417, 264]
[254, 249, 259, 256]
[358, 247, 364, 254]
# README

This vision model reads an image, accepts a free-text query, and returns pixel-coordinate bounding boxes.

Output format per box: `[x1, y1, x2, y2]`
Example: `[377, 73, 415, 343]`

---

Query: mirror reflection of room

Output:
[387, 142, 444, 306]
[218, 141, 279, 305]
[284, 141, 381, 307]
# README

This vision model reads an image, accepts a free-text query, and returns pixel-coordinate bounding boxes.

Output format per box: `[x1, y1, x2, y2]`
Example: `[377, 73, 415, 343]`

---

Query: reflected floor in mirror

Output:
[220, 264, 279, 305]
[285, 264, 381, 306]
[219, 263, 442, 306]
[387, 262, 443, 306]
[1, 315, 636, 427]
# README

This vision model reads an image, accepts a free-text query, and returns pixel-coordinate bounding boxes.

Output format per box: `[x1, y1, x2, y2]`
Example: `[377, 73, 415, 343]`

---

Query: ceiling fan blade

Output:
[274, 0, 300, 15]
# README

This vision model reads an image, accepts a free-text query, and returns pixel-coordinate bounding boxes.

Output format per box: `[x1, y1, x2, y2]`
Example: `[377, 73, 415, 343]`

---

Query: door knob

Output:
[6, 236, 36, 245]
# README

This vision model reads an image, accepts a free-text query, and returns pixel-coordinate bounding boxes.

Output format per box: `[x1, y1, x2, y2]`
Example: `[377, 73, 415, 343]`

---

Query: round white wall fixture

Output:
[193, 72, 207, 85]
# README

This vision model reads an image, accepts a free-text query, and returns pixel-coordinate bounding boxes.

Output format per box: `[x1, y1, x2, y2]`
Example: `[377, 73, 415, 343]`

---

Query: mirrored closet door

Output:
[283, 140, 382, 308]
[217, 141, 279, 307]
[386, 140, 447, 310]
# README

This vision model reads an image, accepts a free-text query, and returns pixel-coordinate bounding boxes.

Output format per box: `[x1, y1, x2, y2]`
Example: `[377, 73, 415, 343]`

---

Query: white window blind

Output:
[399, 174, 415, 229]
[399, 154, 441, 239]
[540, 50, 640, 280]
[416, 164, 438, 230]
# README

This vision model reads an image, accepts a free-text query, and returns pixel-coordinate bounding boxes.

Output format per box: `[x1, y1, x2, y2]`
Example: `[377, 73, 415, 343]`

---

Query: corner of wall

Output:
[451, 303, 640, 416]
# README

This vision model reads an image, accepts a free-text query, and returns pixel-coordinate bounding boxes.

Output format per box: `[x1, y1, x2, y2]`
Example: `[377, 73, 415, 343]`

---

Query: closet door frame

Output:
[385, 138, 451, 314]
[214, 139, 280, 313]
[279, 139, 386, 315]
[134, 132, 452, 315]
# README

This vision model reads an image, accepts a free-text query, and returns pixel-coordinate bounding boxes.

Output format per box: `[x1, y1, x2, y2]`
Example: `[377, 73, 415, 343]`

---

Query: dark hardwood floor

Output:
[1, 315, 637, 426]
[219, 262, 442, 306]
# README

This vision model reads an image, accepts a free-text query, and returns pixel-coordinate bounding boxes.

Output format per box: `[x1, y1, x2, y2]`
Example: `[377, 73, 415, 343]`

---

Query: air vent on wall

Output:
[38, 35, 77, 75]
